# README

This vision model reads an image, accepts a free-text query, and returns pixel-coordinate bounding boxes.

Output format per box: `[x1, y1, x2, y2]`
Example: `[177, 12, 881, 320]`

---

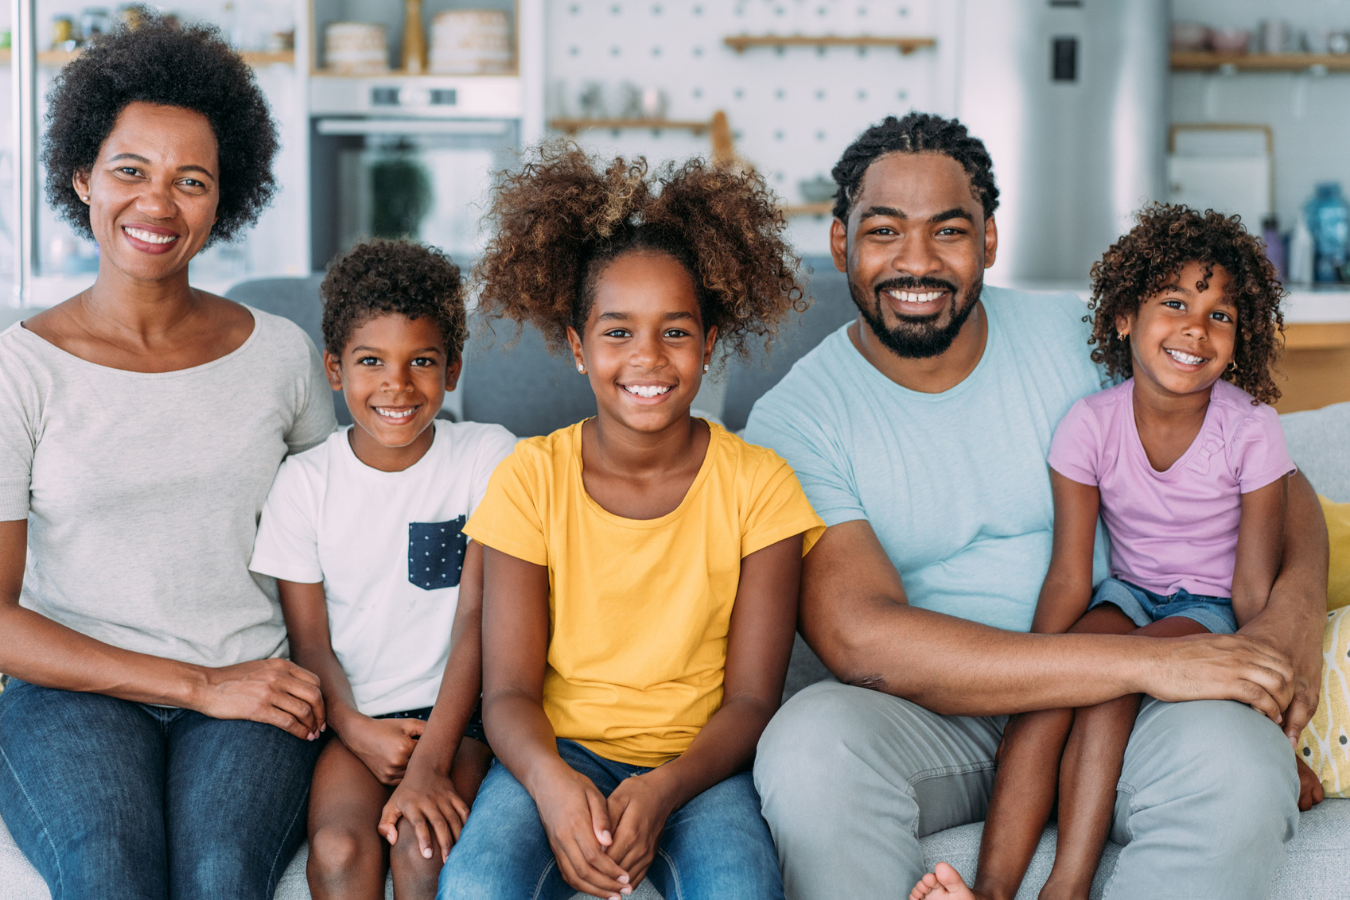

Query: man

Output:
[746, 113, 1328, 899]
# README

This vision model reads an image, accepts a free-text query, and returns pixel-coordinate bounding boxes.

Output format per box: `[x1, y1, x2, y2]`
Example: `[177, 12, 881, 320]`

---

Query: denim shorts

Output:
[373, 698, 488, 747]
[1088, 577, 1238, 635]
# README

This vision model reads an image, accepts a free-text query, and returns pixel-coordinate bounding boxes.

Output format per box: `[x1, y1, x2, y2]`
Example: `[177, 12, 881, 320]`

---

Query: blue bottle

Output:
[1304, 182, 1350, 283]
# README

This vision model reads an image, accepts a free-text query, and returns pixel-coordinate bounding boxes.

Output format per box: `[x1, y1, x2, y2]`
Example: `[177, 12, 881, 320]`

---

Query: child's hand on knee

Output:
[380, 768, 471, 862]
[534, 766, 632, 898]
[605, 773, 677, 889]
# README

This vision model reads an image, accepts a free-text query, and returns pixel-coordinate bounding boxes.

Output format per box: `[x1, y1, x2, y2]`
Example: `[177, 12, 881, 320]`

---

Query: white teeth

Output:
[123, 227, 177, 245]
[1166, 348, 1205, 366]
[623, 384, 672, 399]
[375, 407, 416, 419]
[885, 289, 943, 304]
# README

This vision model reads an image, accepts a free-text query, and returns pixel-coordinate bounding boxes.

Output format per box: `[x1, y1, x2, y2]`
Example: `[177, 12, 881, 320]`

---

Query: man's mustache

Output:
[873, 276, 960, 299]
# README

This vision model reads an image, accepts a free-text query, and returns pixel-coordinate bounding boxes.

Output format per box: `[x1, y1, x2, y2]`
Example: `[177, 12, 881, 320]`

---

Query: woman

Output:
[0, 16, 336, 899]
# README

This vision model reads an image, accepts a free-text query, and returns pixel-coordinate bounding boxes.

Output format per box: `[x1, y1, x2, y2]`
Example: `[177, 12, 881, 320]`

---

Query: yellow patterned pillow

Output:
[1299, 606, 1350, 797]
[1323, 496, 1350, 611]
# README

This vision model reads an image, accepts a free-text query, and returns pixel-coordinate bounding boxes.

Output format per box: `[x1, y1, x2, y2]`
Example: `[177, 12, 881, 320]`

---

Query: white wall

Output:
[544, 0, 959, 256]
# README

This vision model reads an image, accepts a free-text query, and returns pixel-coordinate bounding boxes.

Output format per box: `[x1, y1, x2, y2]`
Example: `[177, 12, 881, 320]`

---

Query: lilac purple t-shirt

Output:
[1047, 378, 1295, 598]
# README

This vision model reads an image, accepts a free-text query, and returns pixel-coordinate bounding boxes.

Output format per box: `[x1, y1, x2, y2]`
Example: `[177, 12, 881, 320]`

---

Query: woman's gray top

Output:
[0, 307, 336, 669]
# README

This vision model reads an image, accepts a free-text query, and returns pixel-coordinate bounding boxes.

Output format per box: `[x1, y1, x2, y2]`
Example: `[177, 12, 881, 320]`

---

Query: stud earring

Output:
[1117, 332, 1127, 341]
[703, 364, 709, 373]
[577, 363, 585, 374]
[81, 195, 89, 203]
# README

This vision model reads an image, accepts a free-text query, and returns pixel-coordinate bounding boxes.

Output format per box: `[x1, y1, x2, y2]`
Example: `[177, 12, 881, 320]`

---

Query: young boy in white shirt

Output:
[249, 240, 516, 900]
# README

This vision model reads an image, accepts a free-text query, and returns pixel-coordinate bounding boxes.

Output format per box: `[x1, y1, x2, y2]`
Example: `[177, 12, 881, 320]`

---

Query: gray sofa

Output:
[1, 265, 1347, 898]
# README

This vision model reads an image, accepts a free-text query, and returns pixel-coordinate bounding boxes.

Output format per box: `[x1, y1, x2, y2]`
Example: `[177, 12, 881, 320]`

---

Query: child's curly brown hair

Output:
[474, 142, 806, 361]
[1087, 204, 1285, 404]
[321, 239, 468, 362]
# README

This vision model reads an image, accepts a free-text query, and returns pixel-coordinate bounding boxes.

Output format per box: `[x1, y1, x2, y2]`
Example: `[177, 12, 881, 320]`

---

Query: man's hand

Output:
[193, 658, 327, 741]
[1241, 609, 1323, 746]
[380, 767, 471, 862]
[338, 716, 424, 785]
[1141, 633, 1294, 724]
[605, 773, 678, 889]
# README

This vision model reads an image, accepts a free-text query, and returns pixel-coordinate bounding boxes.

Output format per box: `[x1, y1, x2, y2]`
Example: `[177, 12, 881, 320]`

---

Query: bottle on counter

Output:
[1304, 181, 1350, 283]
[1262, 214, 1286, 283]
[1289, 214, 1315, 285]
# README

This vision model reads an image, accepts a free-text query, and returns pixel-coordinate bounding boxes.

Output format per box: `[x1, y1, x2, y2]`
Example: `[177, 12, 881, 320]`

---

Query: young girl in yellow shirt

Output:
[438, 146, 823, 900]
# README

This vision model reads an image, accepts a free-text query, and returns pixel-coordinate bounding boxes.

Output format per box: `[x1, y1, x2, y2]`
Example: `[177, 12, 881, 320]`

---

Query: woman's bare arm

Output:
[0, 519, 325, 739]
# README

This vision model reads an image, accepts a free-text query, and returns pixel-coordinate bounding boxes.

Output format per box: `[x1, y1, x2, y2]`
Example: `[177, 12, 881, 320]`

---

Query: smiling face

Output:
[831, 151, 997, 359]
[566, 250, 717, 437]
[324, 312, 461, 472]
[1118, 260, 1237, 400]
[73, 102, 220, 282]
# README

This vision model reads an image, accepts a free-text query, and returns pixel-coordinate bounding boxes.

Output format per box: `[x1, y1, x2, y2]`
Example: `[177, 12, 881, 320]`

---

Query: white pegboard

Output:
[545, 0, 960, 255]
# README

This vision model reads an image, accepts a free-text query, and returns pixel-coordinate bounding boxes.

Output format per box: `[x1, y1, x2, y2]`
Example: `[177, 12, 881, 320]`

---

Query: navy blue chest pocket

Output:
[408, 516, 468, 590]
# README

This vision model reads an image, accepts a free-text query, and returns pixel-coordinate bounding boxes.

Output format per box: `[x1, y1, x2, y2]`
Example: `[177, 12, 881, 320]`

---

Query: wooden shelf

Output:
[0, 48, 294, 68]
[1171, 51, 1350, 72]
[781, 201, 834, 218]
[550, 117, 714, 135]
[724, 34, 936, 54]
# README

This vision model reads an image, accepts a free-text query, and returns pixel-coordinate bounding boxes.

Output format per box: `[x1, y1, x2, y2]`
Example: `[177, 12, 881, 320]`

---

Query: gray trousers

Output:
[754, 681, 1299, 899]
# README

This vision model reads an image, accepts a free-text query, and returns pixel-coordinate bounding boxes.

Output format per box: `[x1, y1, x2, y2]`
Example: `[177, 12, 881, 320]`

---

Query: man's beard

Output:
[847, 273, 982, 360]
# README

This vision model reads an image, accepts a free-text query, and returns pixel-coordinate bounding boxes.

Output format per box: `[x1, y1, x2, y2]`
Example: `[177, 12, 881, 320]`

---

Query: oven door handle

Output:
[314, 118, 513, 136]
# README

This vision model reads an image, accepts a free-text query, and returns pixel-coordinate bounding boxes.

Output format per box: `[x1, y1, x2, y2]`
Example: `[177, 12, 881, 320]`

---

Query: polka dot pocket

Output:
[408, 516, 468, 591]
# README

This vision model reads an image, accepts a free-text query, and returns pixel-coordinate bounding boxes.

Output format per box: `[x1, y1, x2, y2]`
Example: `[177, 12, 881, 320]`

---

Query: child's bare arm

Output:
[1029, 470, 1102, 635]
[1231, 475, 1289, 627]
[277, 579, 421, 784]
[380, 540, 487, 857]
[480, 545, 630, 898]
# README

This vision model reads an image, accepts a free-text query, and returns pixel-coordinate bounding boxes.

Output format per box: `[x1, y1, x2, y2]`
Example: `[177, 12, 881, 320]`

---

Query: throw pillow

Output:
[1323, 496, 1350, 611]
[1299, 605, 1350, 797]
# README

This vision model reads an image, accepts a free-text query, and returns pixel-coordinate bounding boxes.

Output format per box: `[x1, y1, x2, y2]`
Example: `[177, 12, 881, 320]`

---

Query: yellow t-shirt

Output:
[464, 420, 825, 767]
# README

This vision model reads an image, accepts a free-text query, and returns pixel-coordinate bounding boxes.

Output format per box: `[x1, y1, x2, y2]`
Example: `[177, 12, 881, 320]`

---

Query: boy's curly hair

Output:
[42, 11, 277, 246]
[1088, 204, 1285, 404]
[473, 143, 806, 360]
[321, 240, 468, 362]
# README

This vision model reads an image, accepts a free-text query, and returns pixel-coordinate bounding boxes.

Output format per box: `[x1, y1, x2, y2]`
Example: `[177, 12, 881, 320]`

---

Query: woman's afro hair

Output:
[42, 11, 277, 246]
[832, 113, 999, 222]
[1088, 204, 1285, 404]
[321, 240, 468, 362]
[473, 142, 806, 361]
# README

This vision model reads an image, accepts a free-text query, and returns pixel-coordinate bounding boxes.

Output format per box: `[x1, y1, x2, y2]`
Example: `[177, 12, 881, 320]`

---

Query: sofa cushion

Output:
[1324, 497, 1350, 610]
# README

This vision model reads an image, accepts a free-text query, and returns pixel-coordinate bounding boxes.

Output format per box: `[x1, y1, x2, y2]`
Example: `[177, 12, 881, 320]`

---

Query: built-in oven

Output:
[308, 75, 527, 270]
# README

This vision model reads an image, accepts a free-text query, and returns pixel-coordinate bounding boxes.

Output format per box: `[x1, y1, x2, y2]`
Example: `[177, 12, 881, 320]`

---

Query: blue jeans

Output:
[1089, 576, 1238, 634]
[439, 739, 784, 900]
[0, 678, 322, 900]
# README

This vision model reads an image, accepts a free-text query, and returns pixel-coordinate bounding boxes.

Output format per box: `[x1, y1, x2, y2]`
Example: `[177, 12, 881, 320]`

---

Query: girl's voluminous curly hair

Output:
[42, 11, 277, 246]
[321, 240, 468, 362]
[474, 143, 806, 361]
[1088, 204, 1285, 404]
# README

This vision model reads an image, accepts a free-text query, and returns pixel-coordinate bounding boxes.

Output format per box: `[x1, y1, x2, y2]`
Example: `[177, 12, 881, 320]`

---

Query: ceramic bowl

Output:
[1208, 28, 1252, 54]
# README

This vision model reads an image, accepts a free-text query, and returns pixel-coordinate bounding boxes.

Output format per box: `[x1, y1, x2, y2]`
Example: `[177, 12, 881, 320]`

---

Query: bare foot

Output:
[910, 862, 980, 900]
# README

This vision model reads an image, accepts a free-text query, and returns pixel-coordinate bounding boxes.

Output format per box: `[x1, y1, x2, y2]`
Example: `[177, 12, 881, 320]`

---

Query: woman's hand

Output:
[534, 765, 632, 898]
[336, 715, 424, 785]
[379, 766, 471, 862]
[1142, 633, 1294, 724]
[604, 772, 677, 889]
[193, 658, 327, 740]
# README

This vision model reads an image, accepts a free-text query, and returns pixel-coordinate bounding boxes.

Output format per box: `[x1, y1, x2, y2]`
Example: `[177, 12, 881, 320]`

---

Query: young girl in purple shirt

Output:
[914, 204, 1314, 900]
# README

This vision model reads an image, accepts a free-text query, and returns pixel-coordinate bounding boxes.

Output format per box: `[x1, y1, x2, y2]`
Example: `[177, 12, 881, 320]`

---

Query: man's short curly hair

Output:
[832, 113, 999, 222]
[42, 12, 277, 246]
[1088, 204, 1285, 404]
[474, 142, 806, 361]
[321, 240, 468, 363]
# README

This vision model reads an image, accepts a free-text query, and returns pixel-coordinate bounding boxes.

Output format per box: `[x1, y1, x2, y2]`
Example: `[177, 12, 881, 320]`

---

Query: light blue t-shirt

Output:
[744, 285, 1109, 632]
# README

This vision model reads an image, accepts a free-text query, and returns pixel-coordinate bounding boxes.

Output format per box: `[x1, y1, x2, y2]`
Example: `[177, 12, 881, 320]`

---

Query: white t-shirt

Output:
[249, 419, 516, 716]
